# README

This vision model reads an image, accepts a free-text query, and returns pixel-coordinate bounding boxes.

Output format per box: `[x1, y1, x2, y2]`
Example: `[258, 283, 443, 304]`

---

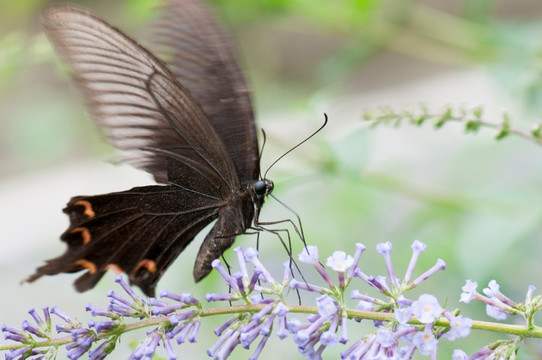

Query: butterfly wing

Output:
[28, 182, 222, 296]
[28, 6, 258, 295]
[151, 0, 259, 182]
[40, 6, 239, 186]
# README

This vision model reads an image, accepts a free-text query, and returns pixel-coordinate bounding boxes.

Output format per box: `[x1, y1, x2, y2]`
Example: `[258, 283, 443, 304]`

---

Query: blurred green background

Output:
[2, 0, 542, 358]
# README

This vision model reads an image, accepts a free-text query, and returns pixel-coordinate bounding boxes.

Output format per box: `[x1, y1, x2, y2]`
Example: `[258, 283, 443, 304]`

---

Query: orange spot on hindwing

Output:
[135, 259, 157, 274]
[70, 227, 91, 245]
[74, 200, 95, 218]
[105, 264, 123, 274]
[75, 259, 96, 274]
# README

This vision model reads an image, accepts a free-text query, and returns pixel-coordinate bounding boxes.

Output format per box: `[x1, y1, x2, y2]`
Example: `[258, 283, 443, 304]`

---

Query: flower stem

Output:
[4, 302, 542, 354]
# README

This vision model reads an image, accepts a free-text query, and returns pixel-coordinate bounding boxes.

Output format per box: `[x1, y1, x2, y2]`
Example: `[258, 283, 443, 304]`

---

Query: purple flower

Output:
[289, 279, 327, 294]
[85, 304, 109, 317]
[355, 299, 374, 312]
[51, 306, 81, 334]
[298, 246, 319, 264]
[483, 280, 516, 307]
[163, 336, 178, 360]
[169, 321, 193, 344]
[375, 328, 396, 347]
[106, 277, 149, 318]
[214, 330, 241, 360]
[248, 334, 270, 360]
[1, 241, 492, 359]
[410, 294, 443, 323]
[350, 290, 378, 308]
[395, 325, 417, 343]
[394, 307, 413, 325]
[293, 329, 311, 346]
[412, 327, 438, 356]
[460, 280, 478, 303]
[479, 345, 503, 358]
[287, 318, 306, 334]
[21, 320, 45, 339]
[169, 311, 196, 326]
[443, 315, 472, 340]
[403, 240, 427, 284]
[131, 331, 160, 359]
[316, 295, 338, 318]
[50, 306, 78, 326]
[243, 247, 259, 262]
[233, 247, 250, 280]
[214, 318, 235, 337]
[459, 280, 517, 320]
[281, 260, 292, 286]
[326, 251, 354, 272]
[67, 331, 96, 359]
[27, 307, 50, 337]
[376, 242, 398, 288]
[3, 346, 32, 360]
[188, 321, 201, 343]
[205, 292, 236, 302]
[346, 243, 366, 281]
[212, 259, 240, 292]
[329, 316, 343, 345]
[326, 251, 354, 287]
[396, 295, 413, 307]
[243, 247, 276, 286]
[320, 330, 338, 346]
[114, 275, 142, 304]
[410, 258, 446, 287]
[2, 324, 29, 343]
[273, 302, 289, 317]
[486, 301, 509, 320]
[526, 285, 536, 303]
[286, 300, 347, 358]
[341, 332, 378, 359]
[452, 349, 469, 359]
[159, 290, 198, 305]
[354, 272, 391, 295]
[88, 320, 116, 333]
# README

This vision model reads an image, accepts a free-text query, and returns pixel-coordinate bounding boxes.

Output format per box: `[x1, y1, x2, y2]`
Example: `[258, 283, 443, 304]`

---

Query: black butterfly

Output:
[27, 0, 274, 296]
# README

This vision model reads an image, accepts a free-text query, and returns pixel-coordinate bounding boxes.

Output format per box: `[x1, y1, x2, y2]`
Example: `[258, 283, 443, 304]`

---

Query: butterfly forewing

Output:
[151, 0, 259, 182]
[40, 6, 237, 186]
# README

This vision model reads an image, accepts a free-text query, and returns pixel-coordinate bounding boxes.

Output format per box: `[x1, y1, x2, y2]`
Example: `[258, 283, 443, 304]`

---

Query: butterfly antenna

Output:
[258, 129, 267, 179]
[263, 113, 328, 179]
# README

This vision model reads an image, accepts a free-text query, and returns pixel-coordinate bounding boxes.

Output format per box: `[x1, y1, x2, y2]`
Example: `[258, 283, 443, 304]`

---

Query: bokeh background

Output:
[2, 0, 542, 358]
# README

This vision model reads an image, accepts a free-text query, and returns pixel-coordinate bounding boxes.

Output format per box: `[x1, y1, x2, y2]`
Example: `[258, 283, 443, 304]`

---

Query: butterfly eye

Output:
[254, 180, 267, 196]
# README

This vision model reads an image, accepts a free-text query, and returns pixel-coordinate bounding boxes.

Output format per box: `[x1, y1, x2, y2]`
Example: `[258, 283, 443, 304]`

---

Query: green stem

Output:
[3, 304, 542, 352]
[448, 117, 542, 146]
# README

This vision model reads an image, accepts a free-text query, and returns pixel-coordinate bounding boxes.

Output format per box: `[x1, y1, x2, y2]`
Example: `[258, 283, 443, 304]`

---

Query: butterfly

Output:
[26, 0, 274, 296]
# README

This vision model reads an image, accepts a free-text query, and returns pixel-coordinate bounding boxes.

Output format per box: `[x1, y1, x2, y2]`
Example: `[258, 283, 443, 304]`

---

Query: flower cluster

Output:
[2, 276, 201, 360]
[285, 240, 470, 359]
[2, 241, 542, 359]
[204, 247, 291, 359]
[454, 279, 542, 358]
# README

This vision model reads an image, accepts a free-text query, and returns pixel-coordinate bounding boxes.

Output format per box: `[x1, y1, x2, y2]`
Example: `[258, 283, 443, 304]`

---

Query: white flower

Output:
[326, 251, 354, 272]
[298, 246, 318, 264]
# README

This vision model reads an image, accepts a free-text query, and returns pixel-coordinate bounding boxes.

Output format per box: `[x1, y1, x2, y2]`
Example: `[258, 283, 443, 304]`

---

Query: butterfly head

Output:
[253, 179, 274, 197]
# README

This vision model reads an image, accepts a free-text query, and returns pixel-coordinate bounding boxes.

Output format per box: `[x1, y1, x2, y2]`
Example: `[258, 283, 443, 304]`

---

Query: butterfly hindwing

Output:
[29, 184, 224, 296]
